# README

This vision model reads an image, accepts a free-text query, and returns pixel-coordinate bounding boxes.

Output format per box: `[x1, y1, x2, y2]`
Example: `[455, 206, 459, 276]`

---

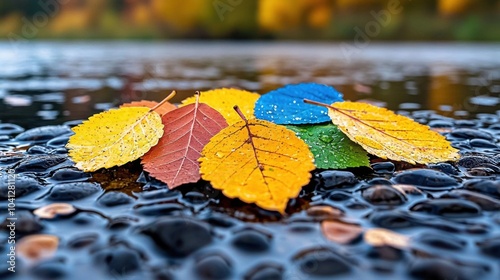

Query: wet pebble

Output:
[428, 120, 453, 128]
[194, 252, 233, 280]
[319, 170, 358, 189]
[470, 139, 498, 149]
[14, 154, 70, 174]
[30, 258, 67, 279]
[327, 191, 352, 201]
[462, 179, 500, 199]
[67, 233, 100, 249]
[394, 169, 458, 190]
[0, 123, 25, 136]
[294, 247, 352, 276]
[244, 263, 284, 280]
[477, 236, 500, 258]
[231, 228, 272, 252]
[27, 145, 52, 155]
[370, 211, 416, 229]
[93, 245, 144, 276]
[50, 167, 90, 182]
[428, 162, 459, 175]
[0, 174, 43, 198]
[140, 217, 212, 257]
[409, 258, 465, 280]
[410, 199, 481, 218]
[366, 245, 404, 261]
[1, 211, 43, 236]
[450, 128, 494, 140]
[98, 191, 135, 207]
[371, 162, 395, 174]
[415, 231, 466, 251]
[47, 182, 102, 201]
[458, 155, 496, 169]
[441, 190, 500, 211]
[361, 185, 407, 206]
[14, 125, 72, 144]
[46, 135, 71, 148]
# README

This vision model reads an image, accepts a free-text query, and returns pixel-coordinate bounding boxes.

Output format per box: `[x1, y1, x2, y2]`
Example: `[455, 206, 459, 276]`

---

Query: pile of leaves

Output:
[66, 83, 459, 213]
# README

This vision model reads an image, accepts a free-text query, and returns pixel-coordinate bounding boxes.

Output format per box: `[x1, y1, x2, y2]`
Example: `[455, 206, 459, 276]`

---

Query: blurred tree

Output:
[151, 0, 209, 34]
[438, 0, 474, 15]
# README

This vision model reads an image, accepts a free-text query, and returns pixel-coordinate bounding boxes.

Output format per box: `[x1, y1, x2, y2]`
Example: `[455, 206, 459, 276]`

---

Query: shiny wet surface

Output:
[0, 42, 500, 280]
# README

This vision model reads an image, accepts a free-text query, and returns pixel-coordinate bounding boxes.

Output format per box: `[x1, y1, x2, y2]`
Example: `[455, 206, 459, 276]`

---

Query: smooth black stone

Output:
[151, 267, 174, 280]
[0, 123, 24, 136]
[319, 171, 358, 189]
[410, 199, 481, 217]
[458, 156, 496, 169]
[362, 185, 407, 206]
[195, 253, 233, 280]
[94, 245, 143, 275]
[138, 189, 181, 201]
[366, 245, 404, 261]
[26, 145, 52, 154]
[477, 236, 500, 258]
[370, 211, 416, 228]
[0, 155, 24, 165]
[30, 258, 67, 279]
[371, 162, 395, 174]
[462, 179, 500, 199]
[476, 113, 499, 125]
[67, 233, 100, 249]
[14, 154, 69, 173]
[1, 211, 43, 235]
[409, 259, 465, 280]
[394, 169, 458, 190]
[454, 120, 477, 128]
[428, 120, 453, 128]
[450, 128, 494, 140]
[231, 229, 271, 252]
[140, 217, 212, 257]
[467, 167, 497, 177]
[107, 216, 139, 230]
[0, 174, 43, 198]
[52, 148, 68, 154]
[46, 135, 70, 148]
[98, 191, 135, 207]
[294, 247, 351, 276]
[327, 191, 352, 201]
[72, 212, 107, 226]
[367, 178, 393, 185]
[50, 168, 89, 182]
[428, 163, 459, 175]
[47, 182, 101, 201]
[470, 139, 498, 148]
[134, 203, 183, 216]
[415, 231, 466, 251]
[344, 200, 370, 209]
[441, 190, 500, 211]
[182, 191, 208, 204]
[14, 125, 72, 143]
[244, 263, 283, 280]
[204, 215, 237, 228]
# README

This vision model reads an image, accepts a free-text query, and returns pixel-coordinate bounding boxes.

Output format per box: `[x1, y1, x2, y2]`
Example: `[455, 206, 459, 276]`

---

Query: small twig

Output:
[150, 90, 176, 113]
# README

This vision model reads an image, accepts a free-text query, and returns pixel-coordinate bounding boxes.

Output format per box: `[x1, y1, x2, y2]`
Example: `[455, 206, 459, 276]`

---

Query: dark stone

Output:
[319, 170, 358, 189]
[462, 179, 500, 199]
[152, 267, 174, 280]
[14, 154, 70, 173]
[1, 211, 43, 236]
[182, 191, 208, 205]
[458, 156, 496, 169]
[441, 190, 500, 211]
[14, 125, 72, 143]
[427, 163, 459, 175]
[67, 233, 99, 249]
[428, 120, 453, 128]
[244, 263, 284, 280]
[204, 215, 237, 228]
[362, 185, 407, 206]
[366, 178, 393, 185]
[30, 258, 67, 279]
[415, 231, 466, 251]
[134, 203, 183, 216]
[470, 139, 498, 148]
[327, 191, 352, 201]
[27, 145, 52, 154]
[371, 162, 395, 174]
[232, 228, 271, 252]
[47, 182, 101, 201]
[107, 216, 139, 230]
[98, 191, 135, 207]
[94, 245, 143, 275]
[138, 188, 181, 201]
[46, 135, 71, 148]
[409, 259, 464, 280]
[0, 155, 24, 165]
[366, 245, 404, 261]
[450, 128, 494, 140]
[477, 236, 500, 258]
[140, 217, 212, 257]
[194, 252, 233, 280]
[467, 167, 497, 177]
[370, 211, 416, 229]
[294, 247, 351, 276]
[0, 174, 43, 198]
[454, 120, 477, 128]
[50, 167, 89, 182]
[410, 199, 481, 218]
[394, 169, 458, 190]
[0, 123, 24, 136]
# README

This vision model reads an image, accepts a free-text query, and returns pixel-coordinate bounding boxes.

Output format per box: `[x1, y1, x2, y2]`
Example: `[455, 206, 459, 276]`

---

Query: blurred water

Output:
[0, 41, 499, 128]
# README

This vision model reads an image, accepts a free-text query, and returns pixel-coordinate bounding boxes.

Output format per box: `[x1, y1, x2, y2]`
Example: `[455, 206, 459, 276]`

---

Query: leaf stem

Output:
[233, 105, 248, 124]
[150, 90, 176, 113]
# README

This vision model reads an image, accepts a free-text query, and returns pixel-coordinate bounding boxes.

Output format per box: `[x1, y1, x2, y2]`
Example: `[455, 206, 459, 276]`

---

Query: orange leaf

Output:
[120, 100, 176, 115]
[142, 98, 228, 188]
[199, 107, 315, 213]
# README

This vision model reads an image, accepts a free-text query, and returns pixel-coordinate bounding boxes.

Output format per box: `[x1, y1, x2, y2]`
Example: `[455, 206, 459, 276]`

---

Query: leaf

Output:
[17, 234, 59, 262]
[321, 220, 363, 244]
[66, 107, 164, 172]
[33, 203, 76, 219]
[199, 108, 315, 213]
[364, 228, 410, 249]
[255, 83, 343, 124]
[304, 100, 460, 164]
[181, 88, 260, 125]
[287, 123, 369, 169]
[120, 100, 176, 115]
[142, 98, 228, 189]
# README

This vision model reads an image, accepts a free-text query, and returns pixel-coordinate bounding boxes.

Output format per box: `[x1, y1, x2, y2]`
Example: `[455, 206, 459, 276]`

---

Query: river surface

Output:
[0, 42, 499, 128]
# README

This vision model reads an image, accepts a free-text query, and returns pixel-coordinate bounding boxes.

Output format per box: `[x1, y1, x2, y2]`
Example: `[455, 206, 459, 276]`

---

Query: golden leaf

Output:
[305, 100, 460, 164]
[181, 88, 260, 125]
[199, 108, 315, 213]
[66, 107, 164, 172]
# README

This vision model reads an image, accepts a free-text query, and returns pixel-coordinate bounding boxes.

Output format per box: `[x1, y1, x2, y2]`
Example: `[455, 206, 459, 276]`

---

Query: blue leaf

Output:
[254, 83, 343, 124]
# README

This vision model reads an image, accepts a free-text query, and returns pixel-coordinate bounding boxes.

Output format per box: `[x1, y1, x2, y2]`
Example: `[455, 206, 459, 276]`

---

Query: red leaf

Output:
[142, 102, 228, 188]
[120, 100, 176, 115]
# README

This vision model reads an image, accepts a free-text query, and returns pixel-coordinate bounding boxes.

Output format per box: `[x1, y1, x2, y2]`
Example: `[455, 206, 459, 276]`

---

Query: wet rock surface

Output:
[0, 117, 499, 280]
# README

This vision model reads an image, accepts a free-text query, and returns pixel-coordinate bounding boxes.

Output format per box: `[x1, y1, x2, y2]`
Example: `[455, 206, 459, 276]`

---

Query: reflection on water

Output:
[0, 42, 499, 128]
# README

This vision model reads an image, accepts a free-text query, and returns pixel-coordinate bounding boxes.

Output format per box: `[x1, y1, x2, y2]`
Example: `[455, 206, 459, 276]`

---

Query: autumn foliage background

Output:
[1, 0, 500, 41]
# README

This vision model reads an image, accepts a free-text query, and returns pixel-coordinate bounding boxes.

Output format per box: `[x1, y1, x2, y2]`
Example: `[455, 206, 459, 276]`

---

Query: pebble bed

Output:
[0, 110, 499, 280]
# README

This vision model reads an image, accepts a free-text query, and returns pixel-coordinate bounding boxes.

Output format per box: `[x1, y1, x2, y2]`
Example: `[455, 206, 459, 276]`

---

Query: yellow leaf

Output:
[66, 107, 164, 172]
[199, 113, 314, 213]
[181, 88, 259, 125]
[305, 100, 459, 164]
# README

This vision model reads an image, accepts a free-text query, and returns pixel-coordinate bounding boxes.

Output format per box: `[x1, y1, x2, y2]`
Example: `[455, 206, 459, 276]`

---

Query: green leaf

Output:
[286, 123, 369, 169]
